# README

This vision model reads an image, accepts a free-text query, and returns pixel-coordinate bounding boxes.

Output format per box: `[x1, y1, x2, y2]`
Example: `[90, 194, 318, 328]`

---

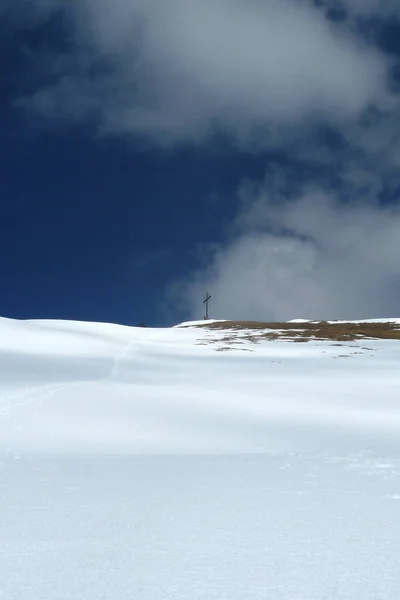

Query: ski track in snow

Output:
[0, 325, 142, 419]
[0, 381, 90, 419]
[109, 337, 138, 382]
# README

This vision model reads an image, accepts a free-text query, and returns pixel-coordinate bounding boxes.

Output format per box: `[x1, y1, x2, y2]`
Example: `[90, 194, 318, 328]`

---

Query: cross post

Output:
[203, 292, 211, 320]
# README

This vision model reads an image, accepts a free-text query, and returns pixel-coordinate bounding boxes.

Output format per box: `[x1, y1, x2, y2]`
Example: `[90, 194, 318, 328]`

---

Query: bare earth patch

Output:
[193, 320, 400, 344]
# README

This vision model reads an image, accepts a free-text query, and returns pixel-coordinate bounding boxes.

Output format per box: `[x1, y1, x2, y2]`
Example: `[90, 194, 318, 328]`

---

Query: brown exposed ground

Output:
[193, 320, 400, 343]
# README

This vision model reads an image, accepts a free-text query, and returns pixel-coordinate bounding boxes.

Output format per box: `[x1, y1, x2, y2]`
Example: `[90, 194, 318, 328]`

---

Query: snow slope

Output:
[0, 316, 400, 599]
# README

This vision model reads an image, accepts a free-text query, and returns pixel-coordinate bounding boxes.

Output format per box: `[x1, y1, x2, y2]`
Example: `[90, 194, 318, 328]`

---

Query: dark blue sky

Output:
[1, 2, 400, 325]
[2, 103, 281, 324]
[1, 130, 256, 324]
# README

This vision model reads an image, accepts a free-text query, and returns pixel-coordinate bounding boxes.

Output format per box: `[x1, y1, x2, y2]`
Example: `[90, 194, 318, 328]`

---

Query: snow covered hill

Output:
[1, 316, 399, 454]
[1, 316, 400, 599]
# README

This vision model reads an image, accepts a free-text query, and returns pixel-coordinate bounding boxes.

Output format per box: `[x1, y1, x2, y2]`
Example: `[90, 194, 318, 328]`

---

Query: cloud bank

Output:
[11, 0, 392, 146]
[176, 176, 400, 321]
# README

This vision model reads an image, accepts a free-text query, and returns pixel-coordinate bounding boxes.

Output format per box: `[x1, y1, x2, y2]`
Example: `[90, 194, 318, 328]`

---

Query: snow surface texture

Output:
[0, 316, 400, 599]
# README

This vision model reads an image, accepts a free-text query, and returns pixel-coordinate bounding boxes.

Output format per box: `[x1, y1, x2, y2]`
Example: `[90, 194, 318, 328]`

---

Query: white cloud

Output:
[15, 0, 391, 145]
[176, 180, 400, 321]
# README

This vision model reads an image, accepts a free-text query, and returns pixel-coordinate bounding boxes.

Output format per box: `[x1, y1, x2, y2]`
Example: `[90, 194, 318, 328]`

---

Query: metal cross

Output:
[203, 292, 211, 320]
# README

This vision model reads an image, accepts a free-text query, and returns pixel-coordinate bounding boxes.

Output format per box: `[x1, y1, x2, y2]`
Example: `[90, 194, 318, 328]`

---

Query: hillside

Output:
[0, 316, 399, 453]
[0, 316, 400, 599]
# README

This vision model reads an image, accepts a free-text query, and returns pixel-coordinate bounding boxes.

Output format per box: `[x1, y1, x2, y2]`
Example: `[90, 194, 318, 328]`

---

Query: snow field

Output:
[0, 316, 399, 599]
